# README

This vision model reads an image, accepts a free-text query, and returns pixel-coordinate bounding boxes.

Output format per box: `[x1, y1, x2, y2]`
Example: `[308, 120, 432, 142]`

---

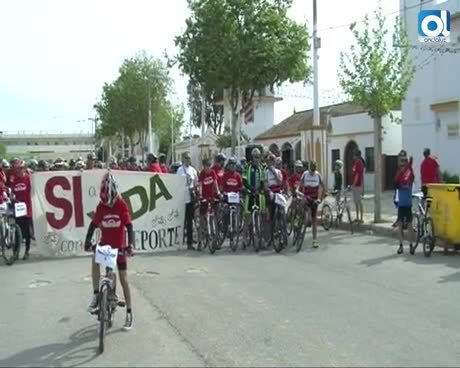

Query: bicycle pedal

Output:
[117, 300, 126, 307]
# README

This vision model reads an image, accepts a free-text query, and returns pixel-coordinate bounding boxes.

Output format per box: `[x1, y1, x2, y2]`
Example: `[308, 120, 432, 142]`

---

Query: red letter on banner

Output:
[45, 176, 72, 230]
[72, 176, 84, 228]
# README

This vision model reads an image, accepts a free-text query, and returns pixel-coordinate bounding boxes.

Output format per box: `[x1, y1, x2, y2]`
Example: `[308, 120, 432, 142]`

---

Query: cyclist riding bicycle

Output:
[298, 161, 325, 249]
[265, 154, 284, 223]
[242, 148, 266, 218]
[84, 172, 134, 331]
[211, 153, 227, 191]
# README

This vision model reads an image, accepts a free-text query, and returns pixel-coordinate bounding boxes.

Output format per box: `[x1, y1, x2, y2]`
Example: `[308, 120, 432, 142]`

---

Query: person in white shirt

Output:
[176, 154, 198, 250]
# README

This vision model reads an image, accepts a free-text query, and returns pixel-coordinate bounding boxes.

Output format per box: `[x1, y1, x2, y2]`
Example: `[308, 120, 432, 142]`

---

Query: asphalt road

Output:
[1, 231, 460, 367]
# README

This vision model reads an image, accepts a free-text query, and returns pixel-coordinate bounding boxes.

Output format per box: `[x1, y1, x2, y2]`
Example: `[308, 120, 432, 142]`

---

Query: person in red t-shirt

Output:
[198, 158, 220, 210]
[222, 157, 243, 194]
[84, 172, 135, 331]
[146, 153, 162, 173]
[420, 148, 441, 197]
[211, 153, 226, 190]
[126, 156, 141, 171]
[351, 150, 364, 223]
[9, 159, 33, 260]
[159, 154, 169, 174]
[275, 157, 288, 192]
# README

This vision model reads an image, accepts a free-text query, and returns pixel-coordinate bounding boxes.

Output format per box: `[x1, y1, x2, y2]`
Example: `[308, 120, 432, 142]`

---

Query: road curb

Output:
[337, 222, 399, 239]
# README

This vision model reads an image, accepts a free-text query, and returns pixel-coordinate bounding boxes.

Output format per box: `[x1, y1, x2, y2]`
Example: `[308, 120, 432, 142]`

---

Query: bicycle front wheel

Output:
[2, 222, 22, 266]
[273, 207, 287, 253]
[412, 213, 421, 250]
[295, 213, 308, 253]
[252, 211, 261, 253]
[98, 285, 109, 354]
[321, 204, 333, 231]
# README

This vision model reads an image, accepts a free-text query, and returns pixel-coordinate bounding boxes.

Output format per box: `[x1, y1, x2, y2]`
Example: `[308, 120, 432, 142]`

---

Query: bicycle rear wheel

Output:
[294, 213, 308, 253]
[286, 205, 295, 237]
[423, 217, 435, 257]
[321, 204, 333, 231]
[98, 285, 109, 354]
[2, 222, 22, 266]
[412, 213, 421, 250]
[207, 216, 217, 254]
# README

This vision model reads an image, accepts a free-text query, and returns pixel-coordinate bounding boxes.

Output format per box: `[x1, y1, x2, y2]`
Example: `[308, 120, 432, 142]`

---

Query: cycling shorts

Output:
[243, 193, 266, 215]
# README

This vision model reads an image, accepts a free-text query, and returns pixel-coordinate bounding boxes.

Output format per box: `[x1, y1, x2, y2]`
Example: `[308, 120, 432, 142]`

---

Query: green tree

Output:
[175, 0, 310, 154]
[338, 5, 415, 222]
[95, 51, 180, 158]
[0, 143, 6, 156]
[187, 80, 224, 135]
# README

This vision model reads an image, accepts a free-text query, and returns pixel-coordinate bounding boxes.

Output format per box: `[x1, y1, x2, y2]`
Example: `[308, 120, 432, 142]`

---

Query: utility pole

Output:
[148, 84, 153, 154]
[312, 0, 320, 128]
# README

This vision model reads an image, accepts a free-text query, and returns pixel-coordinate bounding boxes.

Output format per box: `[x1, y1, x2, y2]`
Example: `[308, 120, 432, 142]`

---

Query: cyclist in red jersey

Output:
[211, 153, 226, 190]
[298, 161, 324, 249]
[85, 172, 134, 331]
[289, 160, 304, 194]
[198, 158, 220, 211]
[9, 159, 33, 260]
[146, 153, 162, 173]
[222, 157, 243, 194]
[126, 156, 141, 171]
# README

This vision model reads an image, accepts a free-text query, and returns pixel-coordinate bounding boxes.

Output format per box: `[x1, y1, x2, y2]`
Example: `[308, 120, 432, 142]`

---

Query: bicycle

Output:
[321, 187, 354, 234]
[242, 192, 265, 253]
[218, 192, 242, 252]
[290, 192, 311, 253]
[411, 192, 435, 257]
[0, 201, 24, 266]
[271, 192, 289, 253]
[198, 198, 219, 254]
[91, 245, 127, 354]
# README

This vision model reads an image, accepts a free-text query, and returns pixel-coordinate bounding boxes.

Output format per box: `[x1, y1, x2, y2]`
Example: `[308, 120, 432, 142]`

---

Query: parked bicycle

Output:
[0, 200, 24, 266]
[90, 245, 127, 354]
[321, 187, 354, 234]
[220, 192, 242, 252]
[411, 192, 435, 257]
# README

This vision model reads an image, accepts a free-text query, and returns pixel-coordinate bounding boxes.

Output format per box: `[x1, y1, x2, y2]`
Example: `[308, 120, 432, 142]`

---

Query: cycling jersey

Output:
[92, 196, 131, 249]
[211, 165, 225, 190]
[222, 171, 243, 193]
[300, 171, 322, 200]
[199, 170, 218, 199]
[265, 167, 283, 193]
[288, 174, 302, 191]
[242, 164, 264, 191]
[149, 163, 162, 173]
[9, 173, 32, 218]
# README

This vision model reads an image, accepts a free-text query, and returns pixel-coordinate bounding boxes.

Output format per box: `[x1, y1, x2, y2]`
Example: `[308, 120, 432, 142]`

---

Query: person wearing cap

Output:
[394, 150, 415, 255]
[177, 153, 198, 250]
[146, 153, 162, 173]
[158, 153, 169, 174]
[211, 153, 226, 191]
[8, 158, 33, 260]
[274, 156, 288, 192]
[52, 158, 65, 171]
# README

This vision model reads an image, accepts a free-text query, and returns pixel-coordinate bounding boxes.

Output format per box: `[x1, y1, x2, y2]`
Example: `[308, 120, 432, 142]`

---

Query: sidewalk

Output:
[336, 191, 400, 239]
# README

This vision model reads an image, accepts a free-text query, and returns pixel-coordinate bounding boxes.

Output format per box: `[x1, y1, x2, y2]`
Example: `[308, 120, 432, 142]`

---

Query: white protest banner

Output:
[31, 170, 186, 257]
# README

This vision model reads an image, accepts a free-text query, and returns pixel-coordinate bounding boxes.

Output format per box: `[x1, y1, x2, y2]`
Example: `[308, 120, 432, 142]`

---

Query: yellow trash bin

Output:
[427, 184, 460, 244]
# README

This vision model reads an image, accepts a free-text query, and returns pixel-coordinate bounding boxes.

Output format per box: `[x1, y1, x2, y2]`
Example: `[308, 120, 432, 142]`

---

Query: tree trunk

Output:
[374, 116, 383, 223]
[230, 92, 238, 156]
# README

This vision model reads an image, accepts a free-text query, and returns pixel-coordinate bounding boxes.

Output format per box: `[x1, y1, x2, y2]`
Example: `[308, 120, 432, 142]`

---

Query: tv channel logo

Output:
[418, 10, 451, 43]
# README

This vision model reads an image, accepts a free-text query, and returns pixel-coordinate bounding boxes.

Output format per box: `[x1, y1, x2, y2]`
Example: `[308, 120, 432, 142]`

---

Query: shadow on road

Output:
[0, 325, 121, 367]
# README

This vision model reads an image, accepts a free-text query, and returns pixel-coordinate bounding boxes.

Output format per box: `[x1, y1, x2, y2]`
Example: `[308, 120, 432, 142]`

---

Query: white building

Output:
[401, 0, 460, 188]
[254, 102, 402, 192]
[218, 87, 283, 143]
[0, 131, 95, 160]
[173, 131, 219, 168]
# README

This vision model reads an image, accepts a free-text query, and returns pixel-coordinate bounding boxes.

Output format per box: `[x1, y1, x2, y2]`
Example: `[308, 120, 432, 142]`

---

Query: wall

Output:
[327, 112, 401, 192]
[401, 0, 460, 188]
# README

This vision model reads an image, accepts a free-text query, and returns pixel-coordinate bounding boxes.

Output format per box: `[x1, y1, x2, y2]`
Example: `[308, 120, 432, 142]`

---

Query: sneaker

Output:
[123, 312, 133, 331]
[409, 244, 415, 255]
[312, 240, 319, 249]
[397, 245, 403, 255]
[88, 294, 98, 312]
[22, 252, 29, 261]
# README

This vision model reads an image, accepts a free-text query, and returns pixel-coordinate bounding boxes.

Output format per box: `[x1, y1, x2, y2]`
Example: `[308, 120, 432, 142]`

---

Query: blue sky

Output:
[0, 0, 402, 134]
